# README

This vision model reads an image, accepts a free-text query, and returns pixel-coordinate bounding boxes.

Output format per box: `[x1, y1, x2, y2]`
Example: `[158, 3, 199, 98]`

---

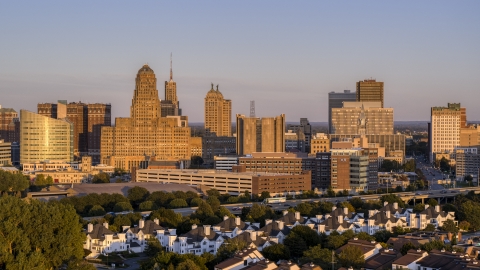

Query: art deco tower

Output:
[356, 79, 384, 108]
[162, 54, 181, 116]
[204, 84, 232, 136]
[101, 64, 190, 171]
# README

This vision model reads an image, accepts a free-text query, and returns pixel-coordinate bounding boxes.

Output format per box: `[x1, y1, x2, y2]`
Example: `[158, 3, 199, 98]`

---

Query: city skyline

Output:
[1, 1, 480, 122]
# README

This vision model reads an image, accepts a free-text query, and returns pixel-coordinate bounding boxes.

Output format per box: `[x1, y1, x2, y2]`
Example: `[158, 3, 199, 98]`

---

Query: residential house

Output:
[84, 223, 127, 256]
[391, 249, 428, 270]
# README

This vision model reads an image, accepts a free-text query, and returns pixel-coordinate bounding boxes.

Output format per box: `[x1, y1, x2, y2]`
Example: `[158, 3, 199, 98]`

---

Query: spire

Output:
[216, 84, 219, 91]
[170, 53, 173, 81]
[211, 83, 214, 90]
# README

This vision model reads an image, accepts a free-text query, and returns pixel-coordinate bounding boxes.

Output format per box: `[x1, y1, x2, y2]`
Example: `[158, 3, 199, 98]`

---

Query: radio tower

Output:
[250, 100, 255, 117]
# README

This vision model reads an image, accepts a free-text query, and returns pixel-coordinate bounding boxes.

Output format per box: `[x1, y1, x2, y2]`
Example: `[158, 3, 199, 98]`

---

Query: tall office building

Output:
[328, 90, 356, 134]
[205, 84, 232, 136]
[331, 101, 393, 135]
[287, 118, 312, 152]
[0, 139, 11, 166]
[356, 79, 384, 108]
[430, 103, 465, 162]
[101, 64, 191, 171]
[330, 148, 368, 191]
[161, 55, 181, 117]
[236, 114, 285, 156]
[20, 110, 73, 164]
[38, 101, 111, 162]
[0, 106, 19, 143]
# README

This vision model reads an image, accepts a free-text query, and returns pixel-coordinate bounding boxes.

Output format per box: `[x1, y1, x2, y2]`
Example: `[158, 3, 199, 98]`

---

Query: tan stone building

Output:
[101, 65, 191, 171]
[331, 148, 368, 191]
[430, 103, 465, 161]
[189, 137, 203, 158]
[205, 84, 231, 137]
[331, 101, 393, 135]
[20, 110, 73, 164]
[0, 139, 11, 166]
[356, 79, 384, 108]
[38, 101, 111, 162]
[236, 114, 285, 156]
[310, 133, 330, 154]
[460, 124, 480, 149]
[161, 55, 181, 117]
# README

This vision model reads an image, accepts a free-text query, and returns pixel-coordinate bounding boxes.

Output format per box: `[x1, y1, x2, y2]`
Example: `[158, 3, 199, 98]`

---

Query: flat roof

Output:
[137, 169, 299, 177]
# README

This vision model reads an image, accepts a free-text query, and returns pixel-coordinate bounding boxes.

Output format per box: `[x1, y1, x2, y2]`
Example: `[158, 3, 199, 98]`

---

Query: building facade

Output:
[328, 90, 356, 134]
[0, 139, 11, 166]
[202, 136, 236, 163]
[205, 84, 232, 137]
[161, 55, 181, 117]
[329, 134, 405, 157]
[0, 106, 19, 143]
[331, 101, 393, 135]
[430, 103, 464, 161]
[287, 118, 312, 152]
[20, 110, 73, 164]
[331, 148, 368, 191]
[101, 65, 191, 171]
[135, 169, 311, 196]
[310, 133, 330, 154]
[236, 114, 285, 156]
[38, 101, 111, 162]
[454, 147, 480, 182]
[356, 79, 384, 108]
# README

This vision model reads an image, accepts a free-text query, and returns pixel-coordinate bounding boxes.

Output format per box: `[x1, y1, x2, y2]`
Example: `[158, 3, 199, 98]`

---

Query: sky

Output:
[1, 1, 479, 123]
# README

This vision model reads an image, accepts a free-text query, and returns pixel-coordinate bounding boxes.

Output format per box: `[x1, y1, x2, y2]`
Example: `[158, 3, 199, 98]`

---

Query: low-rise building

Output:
[391, 249, 428, 270]
[0, 139, 11, 166]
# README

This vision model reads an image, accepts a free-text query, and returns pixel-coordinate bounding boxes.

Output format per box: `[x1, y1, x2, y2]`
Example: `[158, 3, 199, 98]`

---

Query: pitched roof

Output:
[336, 239, 381, 255]
[215, 217, 252, 232]
[364, 249, 401, 270]
[258, 221, 290, 237]
[177, 226, 221, 244]
[128, 220, 164, 235]
[319, 216, 354, 231]
[369, 211, 406, 226]
[392, 249, 427, 266]
[87, 224, 115, 240]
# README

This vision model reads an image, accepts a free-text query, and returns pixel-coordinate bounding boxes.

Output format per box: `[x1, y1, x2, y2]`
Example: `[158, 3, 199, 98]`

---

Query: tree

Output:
[0, 196, 85, 269]
[380, 194, 405, 208]
[441, 219, 458, 233]
[216, 238, 248, 262]
[139, 200, 158, 211]
[206, 189, 221, 197]
[349, 197, 364, 210]
[290, 225, 321, 247]
[338, 201, 355, 213]
[113, 201, 133, 212]
[337, 245, 365, 269]
[459, 220, 471, 231]
[193, 201, 215, 221]
[427, 198, 438, 207]
[144, 237, 163, 257]
[424, 224, 436, 231]
[373, 230, 393, 243]
[284, 233, 308, 258]
[177, 259, 201, 270]
[189, 198, 203, 207]
[92, 172, 110, 183]
[380, 160, 400, 172]
[400, 242, 417, 255]
[0, 170, 30, 196]
[458, 200, 480, 230]
[190, 156, 204, 168]
[169, 198, 188, 208]
[262, 244, 290, 261]
[413, 203, 426, 213]
[149, 208, 183, 228]
[403, 159, 416, 172]
[88, 205, 106, 216]
[295, 202, 313, 216]
[327, 234, 347, 249]
[34, 174, 53, 190]
[127, 186, 150, 206]
[259, 191, 271, 200]
[301, 245, 332, 269]
[355, 232, 375, 241]
[326, 186, 336, 197]
[206, 196, 221, 212]
[215, 206, 235, 219]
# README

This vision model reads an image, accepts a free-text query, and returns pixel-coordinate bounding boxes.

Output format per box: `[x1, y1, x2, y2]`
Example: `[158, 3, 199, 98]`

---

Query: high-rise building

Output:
[310, 133, 330, 154]
[0, 139, 11, 166]
[356, 79, 384, 108]
[0, 106, 19, 143]
[236, 114, 285, 156]
[430, 103, 464, 162]
[38, 101, 111, 162]
[331, 101, 393, 135]
[205, 84, 232, 137]
[330, 148, 368, 192]
[454, 147, 480, 182]
[161, 54, 181, 117]
[20, 110, 73, 164]
[101, 64, 191, 171]
[287, 118, 312, 152]
[328, 90, 356, 134]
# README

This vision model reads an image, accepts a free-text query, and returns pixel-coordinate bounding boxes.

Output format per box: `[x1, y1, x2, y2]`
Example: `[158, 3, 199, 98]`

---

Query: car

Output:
[451, 191, 458, 193]
[440, 190, 447, 194]
[283, 204, 291, 207]
[415, 192, 421, 195]
[428, 192, 433, 194]
[232, 207, 240, 211]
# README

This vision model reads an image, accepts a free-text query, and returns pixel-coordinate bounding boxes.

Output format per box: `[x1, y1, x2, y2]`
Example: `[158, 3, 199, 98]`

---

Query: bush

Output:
[113, 201, 133, 212]
[139, 201, 158, 211]
[88, 205, 106, 216]
[169, 199, 188, 209]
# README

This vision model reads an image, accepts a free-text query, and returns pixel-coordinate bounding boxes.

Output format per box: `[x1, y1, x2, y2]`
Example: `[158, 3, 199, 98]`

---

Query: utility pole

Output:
[331, 250, 336, 270]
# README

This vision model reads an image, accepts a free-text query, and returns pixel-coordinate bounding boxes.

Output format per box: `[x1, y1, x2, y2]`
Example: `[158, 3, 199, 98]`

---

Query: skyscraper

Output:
[101, 64, 191, 171]
[162, 54, 181, 117]
[38, 101, 111, 163]
[430, 103, 464, 162]
[0, 106, 19, 143]
[328, 90, 356, 134]
[20, 110, 73, 164]
[204, 83, 232, 137]
[356, 79, 384, 108]
[331, 101, 393, 135]
[236, 114, 285, 156]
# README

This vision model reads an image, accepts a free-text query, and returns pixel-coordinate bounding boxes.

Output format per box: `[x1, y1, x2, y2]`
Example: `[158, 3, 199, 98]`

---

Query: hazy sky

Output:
[1, 1, 479, 123]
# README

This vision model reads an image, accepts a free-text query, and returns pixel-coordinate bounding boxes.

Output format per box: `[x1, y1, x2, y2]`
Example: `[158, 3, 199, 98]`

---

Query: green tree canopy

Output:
[290, 225, 321, 247]
[206, 196, 221, 212]
[149, 208, 184, 228]
[216, 238, 248, 262]
[169, 198, 188, 209]
[262, 244, 290, 262]
[337, 245, 365, 268]
[139, 200, 158, 211]
[423, 224, 436, 231]
[92, 172, 110, 183]
[400, 242, 418, 255]
[0, 170, 30, 196]
[127, 186, 150, 205]
[284, 233, 308, 258]
[0, 196, 85, 269]
[113, 201, 133, 212]
[144, 237, 163, 257]
[441, 219, 458, 233]
[427, 198, 438, 207]
[88, 205, 106, 217]
[301, 245, 332, 269]
[33, 174, 54, 190]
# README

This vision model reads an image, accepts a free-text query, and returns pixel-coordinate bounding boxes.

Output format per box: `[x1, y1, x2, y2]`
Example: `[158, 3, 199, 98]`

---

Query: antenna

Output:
[250, 100, 255, 117]
[170, 53, 173, 80]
